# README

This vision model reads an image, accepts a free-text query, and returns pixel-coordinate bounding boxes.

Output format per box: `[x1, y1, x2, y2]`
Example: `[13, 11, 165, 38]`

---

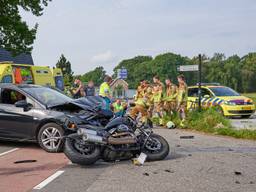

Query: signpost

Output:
[117, 68, 128, 79]
[198, 54, 202, 111]
[177, 54, 202, 111]
[177, 65, 199, 72]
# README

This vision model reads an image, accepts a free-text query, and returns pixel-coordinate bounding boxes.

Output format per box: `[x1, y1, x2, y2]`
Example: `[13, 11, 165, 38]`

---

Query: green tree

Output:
[150, 53, 192, 84]
[241, 53, 256, 92]
[222, 55, 241, 91]
[191, 54, 209, 83]
[113, 53, 194, 88]
[113, 56, 153, 88]
[206, 53, 226, 84]
[56, 54, 73, 85]
[0, 0, 51, 54]
[80, 66, 106, 86]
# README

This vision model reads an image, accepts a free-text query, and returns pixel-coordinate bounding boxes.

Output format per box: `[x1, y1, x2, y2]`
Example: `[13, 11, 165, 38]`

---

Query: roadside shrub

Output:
[183, 107, 256, 140]
[184, 107, 231, 132]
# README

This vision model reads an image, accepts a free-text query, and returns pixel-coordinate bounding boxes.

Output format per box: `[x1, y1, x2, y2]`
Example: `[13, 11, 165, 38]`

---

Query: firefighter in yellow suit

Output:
[130, 85, 153, 123]
[134, 79, 147, 101]
[176, 74, 188, 127]
[163, 78, 177, 114]
[151, 76, 164, 125]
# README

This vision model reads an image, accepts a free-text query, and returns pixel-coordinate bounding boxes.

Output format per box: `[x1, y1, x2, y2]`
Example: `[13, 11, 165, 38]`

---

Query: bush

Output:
[183, 107, 256, 140]
[184, 107, 231, 132]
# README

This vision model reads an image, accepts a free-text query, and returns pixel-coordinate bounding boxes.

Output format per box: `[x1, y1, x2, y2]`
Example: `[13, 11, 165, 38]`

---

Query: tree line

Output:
[57, 52, 256, 93]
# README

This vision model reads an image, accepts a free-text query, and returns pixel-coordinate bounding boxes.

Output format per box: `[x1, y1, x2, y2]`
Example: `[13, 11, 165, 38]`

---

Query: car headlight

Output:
[224, 101, 236, 106]
[64, 117, 78, 129]
[245, 99, 254, 105]
[67, 122, 77, 129]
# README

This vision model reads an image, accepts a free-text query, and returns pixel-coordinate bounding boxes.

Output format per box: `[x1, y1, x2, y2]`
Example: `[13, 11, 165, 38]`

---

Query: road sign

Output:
[117, 68, 127, 79]
[177, 65, 199, 72]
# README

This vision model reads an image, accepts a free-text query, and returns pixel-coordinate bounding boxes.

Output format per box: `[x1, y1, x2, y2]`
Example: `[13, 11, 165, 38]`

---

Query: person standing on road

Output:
[152, 76, 164, 125]
[163, 78, 177, 114]
[72, 79, 85, 99]
[84, 80, 95, 96]
[99, 75, 112, 110]
[176, 74, 188, 127]
[134, 79, 146, 102]
[130, 85, 153, 123]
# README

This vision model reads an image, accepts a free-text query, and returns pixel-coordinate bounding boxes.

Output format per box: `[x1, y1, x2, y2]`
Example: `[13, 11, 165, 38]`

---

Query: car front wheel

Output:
[38, 123, 64, 153]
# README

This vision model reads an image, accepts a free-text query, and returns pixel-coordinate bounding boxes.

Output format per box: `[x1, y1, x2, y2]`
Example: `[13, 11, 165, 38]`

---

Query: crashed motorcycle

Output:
[64, 115, 170, 165]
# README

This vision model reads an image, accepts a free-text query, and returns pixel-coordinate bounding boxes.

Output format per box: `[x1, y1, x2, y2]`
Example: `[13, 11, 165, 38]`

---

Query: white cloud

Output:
[90, 50, 115, 63]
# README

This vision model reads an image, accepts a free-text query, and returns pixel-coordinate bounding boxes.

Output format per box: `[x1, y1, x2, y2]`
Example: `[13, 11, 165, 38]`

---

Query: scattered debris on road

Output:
[234, 171, 242, 175]
[164, 169, 174, 173]
[180, 135, 194, 139]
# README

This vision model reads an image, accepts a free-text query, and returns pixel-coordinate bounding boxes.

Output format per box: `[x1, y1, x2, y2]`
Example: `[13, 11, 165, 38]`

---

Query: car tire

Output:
[38, 123, 64, 153]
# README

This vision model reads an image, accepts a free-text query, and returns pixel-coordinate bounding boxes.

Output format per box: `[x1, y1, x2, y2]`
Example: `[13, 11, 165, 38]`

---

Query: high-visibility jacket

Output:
[164, 84, 177, 102]
[113, 102, 124, 113]
[135, 88, 153, 108]
[152, 92, 162, 103]
[177, 83, 188, 103]
[99, 82, 111, 97]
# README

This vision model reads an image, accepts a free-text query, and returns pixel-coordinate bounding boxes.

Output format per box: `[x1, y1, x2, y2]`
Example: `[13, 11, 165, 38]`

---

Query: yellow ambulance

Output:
[0, 62, 64, 90]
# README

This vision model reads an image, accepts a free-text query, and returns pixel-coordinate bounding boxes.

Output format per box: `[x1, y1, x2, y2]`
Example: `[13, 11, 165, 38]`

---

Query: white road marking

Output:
[0, 148, 19, 157]
[33, 170, 65, 190]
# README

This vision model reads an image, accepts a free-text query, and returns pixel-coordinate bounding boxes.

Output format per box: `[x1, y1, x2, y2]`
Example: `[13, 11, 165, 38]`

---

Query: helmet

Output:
[166, 121, 175, 129]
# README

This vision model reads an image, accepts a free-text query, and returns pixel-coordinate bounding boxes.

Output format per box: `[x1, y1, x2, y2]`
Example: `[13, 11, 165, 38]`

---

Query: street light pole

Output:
[198, 54, 202, 111]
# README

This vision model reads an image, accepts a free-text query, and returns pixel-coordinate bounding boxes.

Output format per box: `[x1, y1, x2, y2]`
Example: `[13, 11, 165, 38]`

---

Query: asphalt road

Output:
[230, 112, 256, 130]
[1, 128, 256, 192]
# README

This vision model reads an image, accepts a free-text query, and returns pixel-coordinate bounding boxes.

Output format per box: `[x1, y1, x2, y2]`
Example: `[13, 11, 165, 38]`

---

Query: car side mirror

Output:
[15, 100, 33, 111]
[203, 94, 210, 98]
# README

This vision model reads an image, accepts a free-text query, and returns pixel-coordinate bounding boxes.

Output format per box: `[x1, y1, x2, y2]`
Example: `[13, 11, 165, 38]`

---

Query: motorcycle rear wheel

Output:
[143, 134, 170, 161]
[64, 134, 101, 165]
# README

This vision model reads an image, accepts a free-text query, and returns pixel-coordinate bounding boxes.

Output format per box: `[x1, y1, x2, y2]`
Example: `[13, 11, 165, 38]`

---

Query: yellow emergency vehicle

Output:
[0, 62, 64, 90]
[187, 84, 255, 118]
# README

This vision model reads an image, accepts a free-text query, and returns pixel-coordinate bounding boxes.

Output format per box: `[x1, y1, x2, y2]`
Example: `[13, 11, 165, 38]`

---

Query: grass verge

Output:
[152, 108, 256, 140]
[182, 108, 256, 140]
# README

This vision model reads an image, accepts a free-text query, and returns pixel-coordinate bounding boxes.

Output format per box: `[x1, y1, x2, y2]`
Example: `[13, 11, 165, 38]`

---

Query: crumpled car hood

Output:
[49, 97, 102, 111]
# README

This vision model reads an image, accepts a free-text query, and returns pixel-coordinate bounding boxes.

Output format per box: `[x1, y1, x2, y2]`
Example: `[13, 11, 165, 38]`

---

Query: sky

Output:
[21, 0, 256, 75]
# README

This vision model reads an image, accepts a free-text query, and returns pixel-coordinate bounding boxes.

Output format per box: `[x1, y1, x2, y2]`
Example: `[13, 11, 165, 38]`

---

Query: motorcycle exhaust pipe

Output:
[77, 128, 136, 145]
[77, 128, 107, 144]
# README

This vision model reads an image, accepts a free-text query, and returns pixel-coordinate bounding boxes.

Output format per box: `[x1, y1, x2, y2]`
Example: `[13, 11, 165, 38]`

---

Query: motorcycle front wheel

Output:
[142, 134, 170, 161]
[64, 134, 101, 165]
